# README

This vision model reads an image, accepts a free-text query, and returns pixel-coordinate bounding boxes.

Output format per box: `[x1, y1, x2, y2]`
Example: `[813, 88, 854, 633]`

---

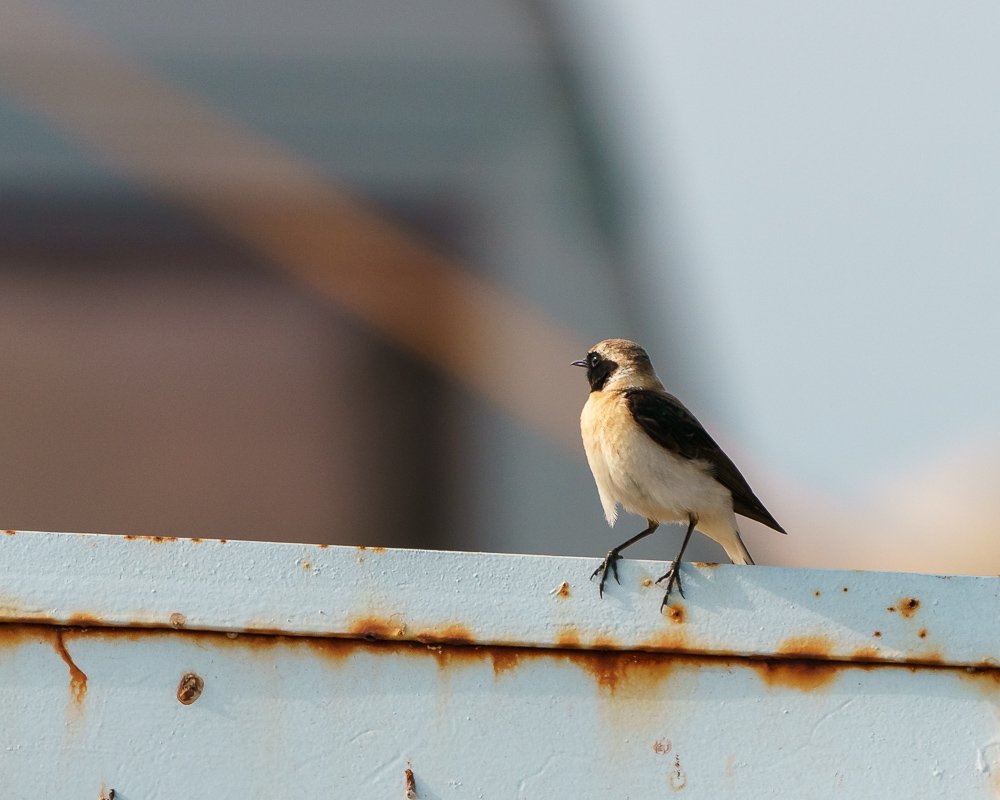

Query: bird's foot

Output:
[656, 561, 685, 610]
[591, 550, 622, 598]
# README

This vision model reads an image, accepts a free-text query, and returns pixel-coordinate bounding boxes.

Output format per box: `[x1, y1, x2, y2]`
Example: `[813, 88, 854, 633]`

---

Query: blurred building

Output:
[1, 0, 998, 574]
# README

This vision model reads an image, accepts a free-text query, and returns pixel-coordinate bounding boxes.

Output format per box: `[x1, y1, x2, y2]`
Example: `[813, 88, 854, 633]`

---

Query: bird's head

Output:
[572, 338, 662, 392]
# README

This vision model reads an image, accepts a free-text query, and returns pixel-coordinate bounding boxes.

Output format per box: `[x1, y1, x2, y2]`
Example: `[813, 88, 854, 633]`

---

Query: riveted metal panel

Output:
[0, 531, 998, 798]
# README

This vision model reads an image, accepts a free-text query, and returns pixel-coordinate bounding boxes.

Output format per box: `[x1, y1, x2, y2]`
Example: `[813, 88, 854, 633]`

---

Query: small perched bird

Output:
[573, 339, 785, 609]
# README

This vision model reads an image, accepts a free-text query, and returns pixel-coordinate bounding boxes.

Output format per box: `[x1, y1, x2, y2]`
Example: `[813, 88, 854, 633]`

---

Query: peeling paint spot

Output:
[899, 598, 920, 618]
[653, 739, 671, 754]
[556, 582, 570, 598]
[301, 560, 312, 571]
[169, 613, 187, 629]
[177, 672, 204, 704]
[405, 767, 417, 799]
[641, 578, 653, 588]
[53, 629, 87, 707]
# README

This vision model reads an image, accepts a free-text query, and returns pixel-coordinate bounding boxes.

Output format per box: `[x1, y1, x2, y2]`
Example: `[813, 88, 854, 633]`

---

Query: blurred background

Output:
[0, 0, 998, 574]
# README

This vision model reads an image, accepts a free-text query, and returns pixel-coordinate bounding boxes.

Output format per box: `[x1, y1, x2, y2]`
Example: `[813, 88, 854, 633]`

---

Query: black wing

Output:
[624, 389, 786, 534]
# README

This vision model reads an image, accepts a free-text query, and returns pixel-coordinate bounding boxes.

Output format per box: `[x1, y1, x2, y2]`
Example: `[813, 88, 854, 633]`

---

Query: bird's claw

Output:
[656, 562, 685, 610]
[591, 550, 622, 598]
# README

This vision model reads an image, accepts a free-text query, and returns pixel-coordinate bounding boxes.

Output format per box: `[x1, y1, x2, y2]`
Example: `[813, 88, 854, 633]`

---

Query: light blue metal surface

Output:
[1, 530, 999, 798]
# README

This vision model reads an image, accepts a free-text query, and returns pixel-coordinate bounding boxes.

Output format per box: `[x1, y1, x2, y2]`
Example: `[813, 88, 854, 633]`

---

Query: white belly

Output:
[580, 393, 735, 529]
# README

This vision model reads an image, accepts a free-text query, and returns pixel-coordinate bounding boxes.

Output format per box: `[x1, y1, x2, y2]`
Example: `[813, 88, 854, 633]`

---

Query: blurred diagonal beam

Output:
[0, 0, 588, 452]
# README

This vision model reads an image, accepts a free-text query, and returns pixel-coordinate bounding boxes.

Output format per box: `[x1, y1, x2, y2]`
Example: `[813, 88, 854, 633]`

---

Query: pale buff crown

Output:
[587, 338, 664, 392]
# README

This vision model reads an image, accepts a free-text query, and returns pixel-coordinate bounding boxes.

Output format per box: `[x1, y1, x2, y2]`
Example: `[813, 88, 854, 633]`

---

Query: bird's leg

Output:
[591, 521, 659, 598]
[656, 515, 698, 609]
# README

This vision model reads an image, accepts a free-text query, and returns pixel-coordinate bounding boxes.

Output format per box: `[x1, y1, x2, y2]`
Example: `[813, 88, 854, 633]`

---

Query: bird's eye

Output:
[588, 352, 601, 367]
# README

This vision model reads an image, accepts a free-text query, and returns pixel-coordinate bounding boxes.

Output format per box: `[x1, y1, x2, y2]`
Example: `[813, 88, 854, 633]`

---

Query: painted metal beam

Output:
[2, 530, 999, 798]
[0, 530, 994, 667]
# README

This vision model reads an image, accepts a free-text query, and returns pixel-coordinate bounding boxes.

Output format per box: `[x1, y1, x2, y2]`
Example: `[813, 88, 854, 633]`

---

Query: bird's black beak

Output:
[571, 360, 588, 368]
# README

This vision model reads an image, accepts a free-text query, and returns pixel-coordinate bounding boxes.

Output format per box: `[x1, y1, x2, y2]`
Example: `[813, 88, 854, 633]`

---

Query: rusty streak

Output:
[0, 623, 992, 701]
[53, 629, 88, 707]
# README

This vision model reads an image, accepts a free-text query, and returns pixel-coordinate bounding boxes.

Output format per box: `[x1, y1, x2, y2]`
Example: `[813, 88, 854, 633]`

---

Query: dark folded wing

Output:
[624, 389, 786, 534]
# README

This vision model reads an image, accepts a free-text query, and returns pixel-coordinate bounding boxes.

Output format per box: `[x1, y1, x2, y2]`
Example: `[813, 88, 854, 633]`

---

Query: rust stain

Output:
[318, 543, 330, 548]
[177, 672, 204, 704]
[903, 651, 944, 666]
[301, 560, 312, 571]
[3, 530, 15, 536]
[169, 613, 187, 629]
[348, 615, 406, 641]
[404, 767, 417, 799]
[887, 606, 896, 613]
[751, 658, 840, 692]
[640, 627, 689, 653]
[850, 647, 880, 661]
[122, 535, 178, 543]
[751, 635, 839, 692]
[778, 635, 833, 660]
[189, 538, 203, 543]
[899, 597, 920, 618]
[555, 628, 581, 648]
[219, 539, 227, 544]
[665, 605, 686, 624]
[918, 629, 928, 639]
[873, 631, 882, 638]
[653, 739, 671, 754]
[669, 755, 687, 791]
[814, 590, 821, 597]
[415, 623, 474, 647]
[371, 546, 387, 553]
[556, 582, 570, 598]
[568, 646, 679, 695]
[489, 648, 523, 678]
[53, 629, 88, 707]
[641, 578, 653, 588]
[842, 587, 848, 592]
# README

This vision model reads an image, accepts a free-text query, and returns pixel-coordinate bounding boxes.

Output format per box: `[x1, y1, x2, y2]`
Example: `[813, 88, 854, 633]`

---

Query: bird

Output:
[572, 338, 785, 609]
